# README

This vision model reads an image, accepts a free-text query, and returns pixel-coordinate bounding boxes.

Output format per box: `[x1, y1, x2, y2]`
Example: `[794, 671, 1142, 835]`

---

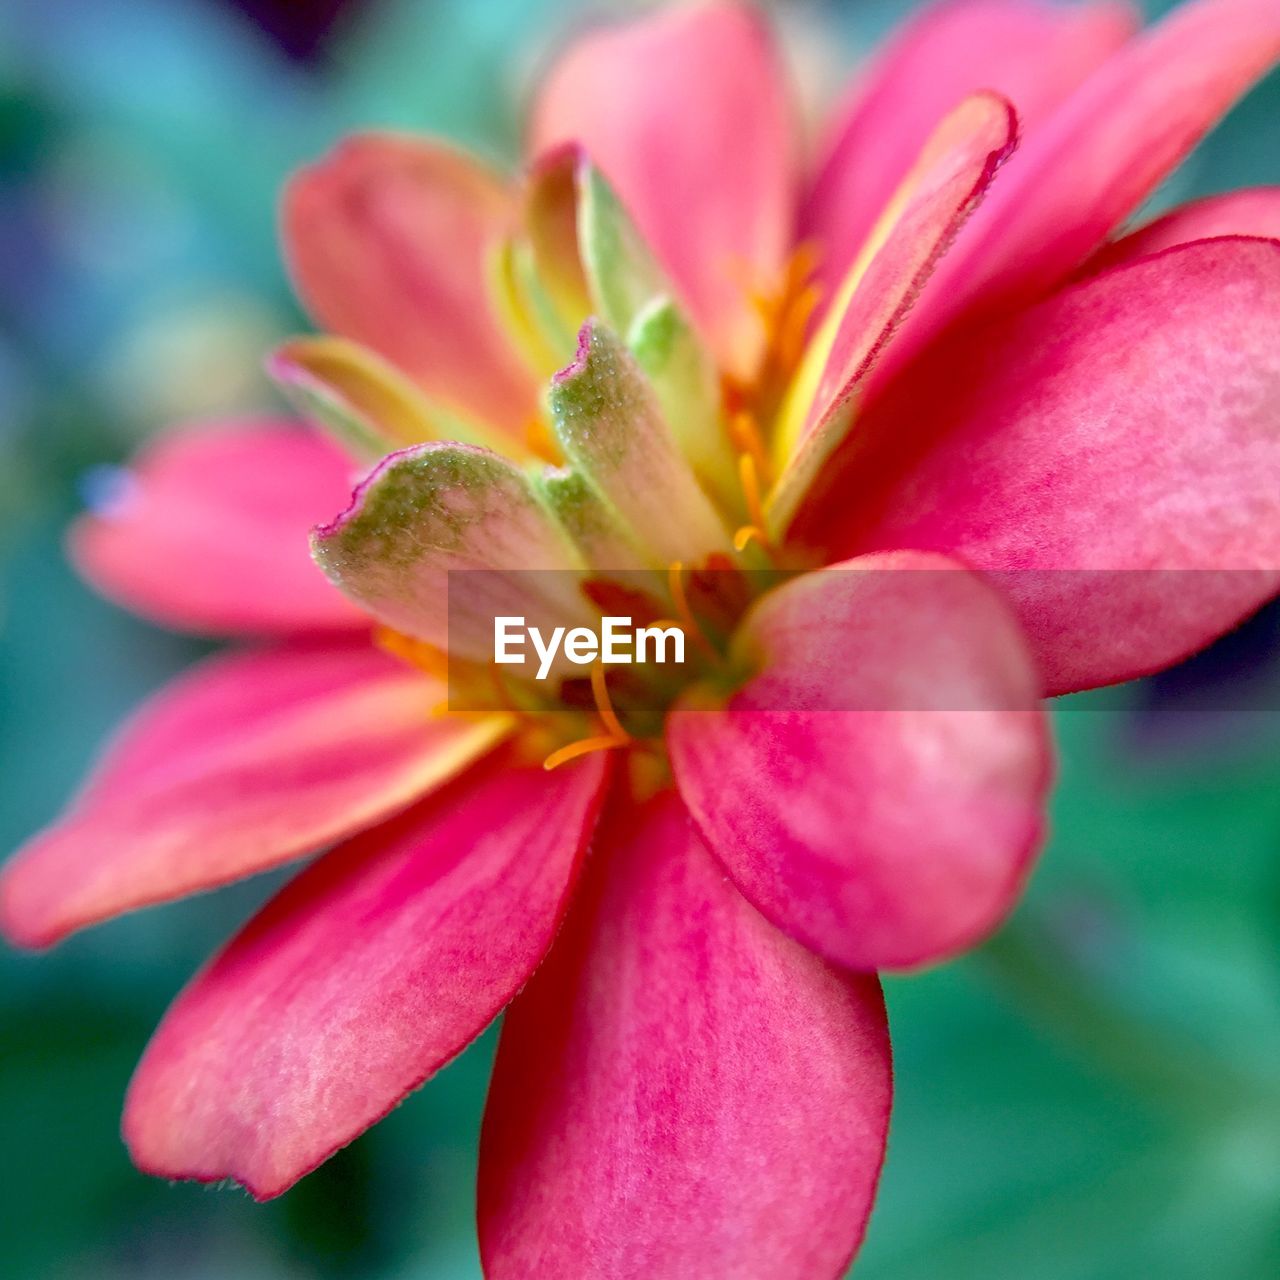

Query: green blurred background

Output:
[2, 0, 1278, 1275]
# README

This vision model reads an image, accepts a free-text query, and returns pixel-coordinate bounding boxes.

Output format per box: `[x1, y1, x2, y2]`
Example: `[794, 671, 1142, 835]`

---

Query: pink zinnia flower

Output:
[5, 0, 1280, 1274]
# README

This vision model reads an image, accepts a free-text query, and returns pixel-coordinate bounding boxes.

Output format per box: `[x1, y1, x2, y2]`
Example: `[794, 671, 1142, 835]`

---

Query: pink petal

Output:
[0, 642, 510, 947]
[668, 554, 1050, 972]
[282, 135, 539, 434]
[804, 0, 1136, 292]
[530, 1, 797, 377]
[809, 239, 1280, 696]
[71, 420, 366, 635]
[876, 0, 1280, 387]
[123, 753, 609, 1200]
[769, 93, 1018, 532]
[1083, 187, 1280, 274]
[521, 145, 591, 331]
[478, 791, 891, 1278]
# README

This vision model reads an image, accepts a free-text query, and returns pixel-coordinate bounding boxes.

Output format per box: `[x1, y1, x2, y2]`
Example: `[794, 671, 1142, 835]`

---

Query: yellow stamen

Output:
[733, 525, 768, 553]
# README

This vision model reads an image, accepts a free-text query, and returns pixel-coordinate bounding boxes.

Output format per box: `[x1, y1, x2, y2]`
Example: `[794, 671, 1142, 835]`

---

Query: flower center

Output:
[367, 241, 825, 774]
[378, 553, 774, 774]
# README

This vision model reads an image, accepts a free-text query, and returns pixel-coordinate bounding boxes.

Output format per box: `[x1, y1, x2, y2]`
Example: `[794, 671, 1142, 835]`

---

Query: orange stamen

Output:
[543, 734, 626, 771]
[729, 411, 770, 483]
[785, 241, 822, 291]
[543, 663, 631, 771]
[666, 561, 722, 662]
[733, 453, 774, 556]
[777, 282, 823, 372]
[738, 453, 767, 531]
[734, 243, 821, 369]
[524, 415, 561, 464]
[768, 245, 823, 378]
[668, 561, 702, 638]
[375, 626, 450, 680]
[748, 286, 783, 332]
[590, 662, 631, 743]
